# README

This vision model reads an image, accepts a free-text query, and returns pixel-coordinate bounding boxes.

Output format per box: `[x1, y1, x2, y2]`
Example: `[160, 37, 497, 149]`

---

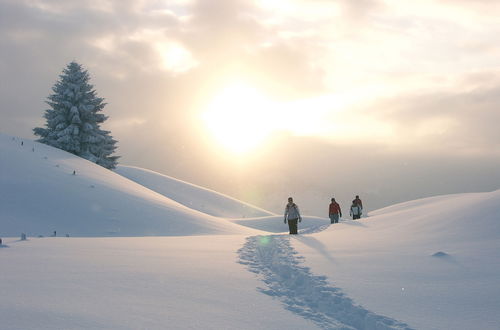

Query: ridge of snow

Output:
[115, 165, 274, 218]
[365, 189, 500, 242]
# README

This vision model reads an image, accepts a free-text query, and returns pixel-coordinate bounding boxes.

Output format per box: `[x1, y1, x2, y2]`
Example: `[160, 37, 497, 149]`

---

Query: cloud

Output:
[1, 0, 499, 214]
[348, 74, 500, 155]
[1, 0, 498, 142]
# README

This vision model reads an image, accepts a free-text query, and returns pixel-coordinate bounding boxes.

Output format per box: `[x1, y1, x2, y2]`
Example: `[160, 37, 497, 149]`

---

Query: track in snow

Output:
[238, 229, 413, 330]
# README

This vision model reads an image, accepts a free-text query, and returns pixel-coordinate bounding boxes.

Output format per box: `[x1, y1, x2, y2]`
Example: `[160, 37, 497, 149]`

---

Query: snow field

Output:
[0, 236, 318, 330]
[2, 132, 500, 329]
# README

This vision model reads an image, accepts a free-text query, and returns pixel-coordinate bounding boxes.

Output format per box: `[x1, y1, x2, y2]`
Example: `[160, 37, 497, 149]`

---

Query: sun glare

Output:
[201, 84, 279, 154]
[201, 83, 387, 154]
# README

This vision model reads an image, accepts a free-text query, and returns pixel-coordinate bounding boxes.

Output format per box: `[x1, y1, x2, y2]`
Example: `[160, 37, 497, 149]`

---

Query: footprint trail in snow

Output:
[238, 229, 413, 330]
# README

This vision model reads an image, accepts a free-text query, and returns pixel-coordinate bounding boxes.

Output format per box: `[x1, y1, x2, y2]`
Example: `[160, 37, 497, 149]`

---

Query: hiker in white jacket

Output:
[284, 197, 302, 234]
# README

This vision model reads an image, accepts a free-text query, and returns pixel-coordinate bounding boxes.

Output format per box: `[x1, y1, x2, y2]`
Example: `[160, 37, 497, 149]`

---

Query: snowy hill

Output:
[115, 165, 274, 218]
[114, 165, 328, 231]
[0, 133, 260, 237]
[291, 190, 500, 329]
[1, 132, 499, 329]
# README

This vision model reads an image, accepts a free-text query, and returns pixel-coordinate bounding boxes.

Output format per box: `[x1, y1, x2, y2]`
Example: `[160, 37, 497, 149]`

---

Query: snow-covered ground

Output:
[0, 235, 318, 330]
[1, 133, 499, 329]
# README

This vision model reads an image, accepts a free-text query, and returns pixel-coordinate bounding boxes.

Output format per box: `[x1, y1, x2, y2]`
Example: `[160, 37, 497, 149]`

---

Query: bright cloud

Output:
[155, 42, 198, 73]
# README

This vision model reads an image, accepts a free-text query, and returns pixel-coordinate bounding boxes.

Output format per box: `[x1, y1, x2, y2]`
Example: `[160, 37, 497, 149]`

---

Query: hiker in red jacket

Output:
[329, 198, 342, 224]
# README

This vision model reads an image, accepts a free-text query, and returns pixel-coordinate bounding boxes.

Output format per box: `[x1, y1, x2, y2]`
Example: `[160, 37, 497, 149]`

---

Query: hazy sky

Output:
[1, 0, 500, 216]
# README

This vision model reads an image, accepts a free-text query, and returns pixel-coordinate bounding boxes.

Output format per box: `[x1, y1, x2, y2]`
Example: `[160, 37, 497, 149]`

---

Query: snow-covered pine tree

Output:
[34, 61, 119, 169]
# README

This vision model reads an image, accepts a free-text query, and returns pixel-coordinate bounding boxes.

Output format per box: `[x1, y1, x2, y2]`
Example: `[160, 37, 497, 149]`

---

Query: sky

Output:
[1, 0, 500, 216]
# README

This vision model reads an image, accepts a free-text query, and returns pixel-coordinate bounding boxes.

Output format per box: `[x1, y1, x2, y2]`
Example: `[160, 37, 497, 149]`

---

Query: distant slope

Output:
[367, 190, 500, 242]
[0, 133, 259, 237]
[116, 165, 274, 218]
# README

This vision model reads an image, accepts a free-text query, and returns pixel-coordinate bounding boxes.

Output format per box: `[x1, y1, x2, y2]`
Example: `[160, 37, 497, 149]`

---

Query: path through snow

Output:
[238, 228, 413, 330]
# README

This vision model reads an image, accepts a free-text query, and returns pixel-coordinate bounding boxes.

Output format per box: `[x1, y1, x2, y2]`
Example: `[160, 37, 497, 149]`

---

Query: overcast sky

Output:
[1, 0, 500, 216]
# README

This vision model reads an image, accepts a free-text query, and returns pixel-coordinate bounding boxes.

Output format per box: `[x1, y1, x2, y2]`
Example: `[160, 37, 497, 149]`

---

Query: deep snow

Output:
[238, 234, 412, 329]
[1, 133, 499, 329]
[0, 236, 317, 330]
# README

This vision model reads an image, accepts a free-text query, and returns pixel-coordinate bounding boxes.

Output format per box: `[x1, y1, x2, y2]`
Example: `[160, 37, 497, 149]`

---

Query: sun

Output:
[201, 84, 279, 154]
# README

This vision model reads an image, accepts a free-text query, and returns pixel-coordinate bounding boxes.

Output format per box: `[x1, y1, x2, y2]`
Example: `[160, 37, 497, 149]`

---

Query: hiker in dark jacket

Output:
[351, 195, 363, 219]
[284, 197, 302, 234]
[350, 202, 362, 220]
[329, 198, 342, 224]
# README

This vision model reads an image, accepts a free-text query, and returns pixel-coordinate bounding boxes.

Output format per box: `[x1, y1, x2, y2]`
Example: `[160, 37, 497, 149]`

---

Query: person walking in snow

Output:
[284, 197, 302, 235]
[351, 195, 363, 219]
[350, 202, 362, 220]
[329, 198, 342, 224]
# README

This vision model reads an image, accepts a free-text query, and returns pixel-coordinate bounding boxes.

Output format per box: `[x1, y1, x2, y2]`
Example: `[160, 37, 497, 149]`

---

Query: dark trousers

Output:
[288, 218, 298, 234]
[353, 214, 361, 220]
[330, 214, 340, 224]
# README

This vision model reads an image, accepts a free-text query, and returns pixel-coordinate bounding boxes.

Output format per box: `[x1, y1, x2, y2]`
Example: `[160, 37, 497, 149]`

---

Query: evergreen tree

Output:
[34, 62, 119, 169]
